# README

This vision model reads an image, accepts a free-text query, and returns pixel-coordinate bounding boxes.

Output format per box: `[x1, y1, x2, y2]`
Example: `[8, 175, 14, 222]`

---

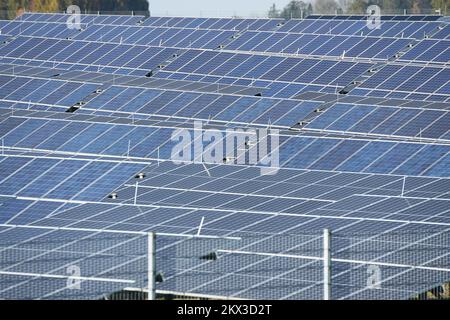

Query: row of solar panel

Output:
[79, 85, 321, 127]
[0, 155, 145, 202]
[0, 23, 446, 101]
[431, 24, 450, 39]
[1, 166, 447, 239]
[112, 179, 448, 221]
[0, 21, 81, 39]
[0, 57, 152, 77]
[12, 13, 450, 43]
[7, 162, 448, 223]
[0, 196, 74, 224]
[0, 21, 239, 50]
[0, 84, 319, 128]
[18, 12, 145, 26]
[0, 63, 267, 98]
[0, 75, 98, 107]
[0, 19, 8, 27]
[60, 13, 443, 35]
[72, 24, 235, 49]
[114, 184, 330, 215]
[280, 136, 449, 177]
[52, 200, 448, 233]
[0, 64, 329, 102]
[0, 115, 448, 177]
[141, 16, 283, 31]
[0, 34, 9, 43]
[154, 70, 329, 98]
[2, 37, 444, 102]
[0, 36, 179, 75]
[3, 20, 448, 61]
[398, 39, 450, 62]
[305, 15, 443, 21]
[162, 49, 373, 86]
[0, 100, 69, 114]
[20, 13, 285, 31]
[225, 31, 412, 60]
[155, 55, 450, 101]
[350, 88, 450, 103]
[154, 55, 440, 104]
[0, 116, 175, 160]
[278, 19, 446, 39]
[125, 161, 449, 200]
[117, 187, 317, 217]
[306, 103, 450, 140]
[357, 64, 450, 95]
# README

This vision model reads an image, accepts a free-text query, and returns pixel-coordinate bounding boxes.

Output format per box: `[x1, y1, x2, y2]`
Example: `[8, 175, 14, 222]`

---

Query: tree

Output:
[348, 0, 388, 14]
[410, 0, 432, 13]
[347, 0, 438, 14]
[29, 0, 60, 13]
[431, 0, 449, 13]
[59, 0, 149, 14]
[314, 0, 342, 14]
[268, 3, 280, 18]
[1, 0, 29, 19]
[348, 0, 368, 13]
[0, 0, 149, 20]
[279, 0, 312, 19]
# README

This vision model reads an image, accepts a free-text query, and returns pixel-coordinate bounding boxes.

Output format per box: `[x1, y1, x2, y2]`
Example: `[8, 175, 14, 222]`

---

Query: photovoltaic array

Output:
[0, 12, 448, 300]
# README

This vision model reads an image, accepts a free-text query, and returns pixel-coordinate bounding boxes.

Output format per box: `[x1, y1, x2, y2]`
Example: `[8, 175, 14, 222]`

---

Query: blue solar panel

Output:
[0, 12, 448, 301]
[306, 103, 450, 140]
[278, 17, 444, 39]
[225, 31, 413, 60]
[0, 36, 180, 76]
[18, 12, 145, 25]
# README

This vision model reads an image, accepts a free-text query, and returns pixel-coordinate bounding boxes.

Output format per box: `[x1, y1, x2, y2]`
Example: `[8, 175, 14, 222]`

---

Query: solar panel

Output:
[279, 17, 444, 39]
[0, 36, 181, 76]
[154, 50, 374, 97]
[141, 17, 284, 31]
[355, 64, 449, 102]
[224, 31, 413, 60]
[18, 12, 146, 25]
[0, 12, 448, 301]
[306, 103, 450, 140]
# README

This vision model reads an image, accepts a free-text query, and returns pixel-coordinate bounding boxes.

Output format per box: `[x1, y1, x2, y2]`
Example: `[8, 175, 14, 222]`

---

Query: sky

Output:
[147, 0, 298, 18]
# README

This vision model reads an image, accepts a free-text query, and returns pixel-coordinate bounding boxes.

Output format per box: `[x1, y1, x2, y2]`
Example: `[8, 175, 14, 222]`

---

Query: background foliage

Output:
[0, 0, 149, 19]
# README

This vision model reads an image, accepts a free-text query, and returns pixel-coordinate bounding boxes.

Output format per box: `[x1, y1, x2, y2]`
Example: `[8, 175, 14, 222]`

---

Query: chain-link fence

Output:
[0, 226, 149, 300]
[331, 230, 450, 300]
[156, 234, 322, 299]
[153, 229, 450, 300]
[1, 225, 449, 300]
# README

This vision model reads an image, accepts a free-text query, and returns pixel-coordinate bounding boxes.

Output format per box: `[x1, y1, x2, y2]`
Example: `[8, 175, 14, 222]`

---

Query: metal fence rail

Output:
[0, 226, 150, 300]
[157, 229, 450, 300]
[0, 225, 449, 300]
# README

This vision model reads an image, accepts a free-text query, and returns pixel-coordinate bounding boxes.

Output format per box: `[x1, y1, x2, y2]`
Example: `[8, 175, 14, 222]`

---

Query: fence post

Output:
[323, 229, 332, 300]
[147, 232, 156, 301]
[134, 182, 139, 206]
